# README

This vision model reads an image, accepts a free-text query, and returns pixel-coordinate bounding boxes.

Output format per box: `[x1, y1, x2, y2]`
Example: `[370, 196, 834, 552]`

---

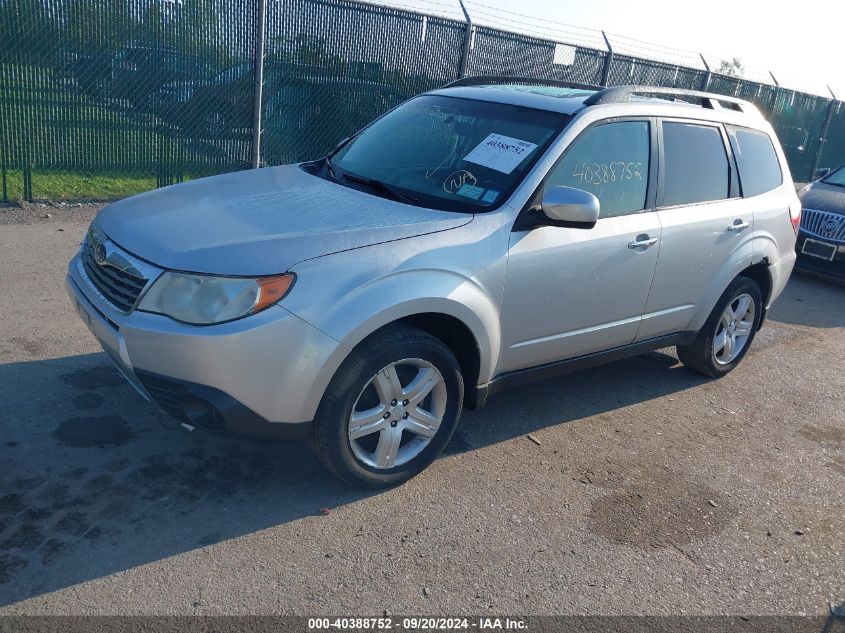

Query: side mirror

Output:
[541, 186, 600, 227]
[814, 167, 831, 181]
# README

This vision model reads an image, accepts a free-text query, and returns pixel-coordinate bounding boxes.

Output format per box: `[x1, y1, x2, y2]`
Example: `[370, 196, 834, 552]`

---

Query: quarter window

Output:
[545, 121, 650, 218]
[727, 126, 783, 197]
[661, 122, 729, 207]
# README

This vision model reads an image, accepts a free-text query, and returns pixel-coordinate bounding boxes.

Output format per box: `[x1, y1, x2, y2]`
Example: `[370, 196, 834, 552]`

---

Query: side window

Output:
[545, 121, 650, 218]
[727, 126, 783, 197]
[661, 122, 729, 207]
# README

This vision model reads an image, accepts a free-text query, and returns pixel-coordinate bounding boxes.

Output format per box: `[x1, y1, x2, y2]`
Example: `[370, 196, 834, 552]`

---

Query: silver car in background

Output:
[67, 79, 799, 487]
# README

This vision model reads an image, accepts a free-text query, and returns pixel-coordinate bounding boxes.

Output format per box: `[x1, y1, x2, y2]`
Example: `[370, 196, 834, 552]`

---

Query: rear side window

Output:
[727, 126, 783, 196]
[661, 122, 729, 207]
[545, 121, 650, 218]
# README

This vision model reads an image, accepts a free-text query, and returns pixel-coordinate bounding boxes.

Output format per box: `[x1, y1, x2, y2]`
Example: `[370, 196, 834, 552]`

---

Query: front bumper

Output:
[794, 231, 845, 282]
[66, 254, 345, 438]
[132, 369, 311, 440]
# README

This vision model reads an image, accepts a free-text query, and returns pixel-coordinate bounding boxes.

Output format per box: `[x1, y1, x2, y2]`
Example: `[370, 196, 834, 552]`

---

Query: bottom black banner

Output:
[0, 615, 843, 633]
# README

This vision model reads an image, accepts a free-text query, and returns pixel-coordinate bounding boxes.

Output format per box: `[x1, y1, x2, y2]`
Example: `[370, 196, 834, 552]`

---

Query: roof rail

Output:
[584, 85, 759, 114]
[443, 75, 602, 92]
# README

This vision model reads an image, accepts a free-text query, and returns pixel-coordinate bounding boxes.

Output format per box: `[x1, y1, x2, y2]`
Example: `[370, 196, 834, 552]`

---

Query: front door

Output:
[498, 119, 661, 375]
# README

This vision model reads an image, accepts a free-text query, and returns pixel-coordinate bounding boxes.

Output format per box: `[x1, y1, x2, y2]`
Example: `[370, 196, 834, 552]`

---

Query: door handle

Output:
[727, 220, 750, 231]
[628, 236, 658, 249]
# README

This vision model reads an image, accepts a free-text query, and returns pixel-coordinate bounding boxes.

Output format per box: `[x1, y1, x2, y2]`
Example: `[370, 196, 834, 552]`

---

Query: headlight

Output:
[137, 272, 295, 325]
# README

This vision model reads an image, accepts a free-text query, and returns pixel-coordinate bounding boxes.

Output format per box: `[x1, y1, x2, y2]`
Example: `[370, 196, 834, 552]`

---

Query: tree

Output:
[717, 57, 744, 78]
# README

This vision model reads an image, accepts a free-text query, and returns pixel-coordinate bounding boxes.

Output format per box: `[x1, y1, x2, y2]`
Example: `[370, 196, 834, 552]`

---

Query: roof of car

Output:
[429, 78, 764, 123]
[429, 84, 593, 115]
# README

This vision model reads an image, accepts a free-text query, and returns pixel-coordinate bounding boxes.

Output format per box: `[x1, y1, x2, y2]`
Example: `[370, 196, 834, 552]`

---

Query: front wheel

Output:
[310, 325, 464, 488]
[677, 276, 763, 378]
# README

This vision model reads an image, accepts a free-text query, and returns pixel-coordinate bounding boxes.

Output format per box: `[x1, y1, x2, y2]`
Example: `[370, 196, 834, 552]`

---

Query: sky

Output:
[369, 0, 843, 98]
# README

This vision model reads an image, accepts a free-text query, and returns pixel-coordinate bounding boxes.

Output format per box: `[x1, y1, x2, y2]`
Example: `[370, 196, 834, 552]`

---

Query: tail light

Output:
[789, 201, 802, 234]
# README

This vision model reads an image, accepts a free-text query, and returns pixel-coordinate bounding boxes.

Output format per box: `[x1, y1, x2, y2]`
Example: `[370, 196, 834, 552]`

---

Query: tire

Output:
[676, 276, 763, 378]
[310, 325, 464, 488]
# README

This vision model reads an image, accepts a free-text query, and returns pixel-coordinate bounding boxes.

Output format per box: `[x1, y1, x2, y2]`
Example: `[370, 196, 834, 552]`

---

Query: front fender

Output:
[282, 215, 512, 418]
[285, 269, 502, 422]
[329, 269, 501, 378]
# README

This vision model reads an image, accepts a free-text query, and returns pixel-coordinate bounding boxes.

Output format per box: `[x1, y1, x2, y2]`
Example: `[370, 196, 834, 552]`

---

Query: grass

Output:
[1, 63, 241, 201]
[1, 169, 157, 202]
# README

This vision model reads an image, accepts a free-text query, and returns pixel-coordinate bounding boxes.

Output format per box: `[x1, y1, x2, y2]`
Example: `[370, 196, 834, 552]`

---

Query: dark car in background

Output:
[263, 73, 402, 163]
[59, 43, 216, 107]
[153, 62, 402, 155]
[57, 50, 114, 97]
[795, 163, 845, 282]
[111, 45, 216, 106]
[154, 62, 255, 135]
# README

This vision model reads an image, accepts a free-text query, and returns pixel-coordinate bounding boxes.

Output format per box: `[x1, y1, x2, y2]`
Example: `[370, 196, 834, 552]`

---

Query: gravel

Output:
[0, 217, 843, 616]
[0, 201, 102, 226]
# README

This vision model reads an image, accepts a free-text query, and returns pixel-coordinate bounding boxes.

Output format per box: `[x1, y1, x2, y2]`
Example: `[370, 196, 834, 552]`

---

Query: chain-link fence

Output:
[1, 0, 842, 203]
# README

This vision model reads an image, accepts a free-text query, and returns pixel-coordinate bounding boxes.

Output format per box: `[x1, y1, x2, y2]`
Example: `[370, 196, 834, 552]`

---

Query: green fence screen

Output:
[1, 0, 842, 202]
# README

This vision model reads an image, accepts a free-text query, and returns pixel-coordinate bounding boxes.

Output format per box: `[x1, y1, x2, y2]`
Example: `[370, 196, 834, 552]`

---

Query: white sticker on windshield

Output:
[463, 133, 538, 174]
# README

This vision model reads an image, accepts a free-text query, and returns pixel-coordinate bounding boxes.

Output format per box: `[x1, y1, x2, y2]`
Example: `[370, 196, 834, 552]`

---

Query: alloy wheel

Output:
[348, 358, 447, 469]
[713, 293, 755, 365]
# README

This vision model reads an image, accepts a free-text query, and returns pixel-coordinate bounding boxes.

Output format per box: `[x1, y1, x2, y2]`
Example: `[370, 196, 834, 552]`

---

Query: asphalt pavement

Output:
[0, 208, 843, 615]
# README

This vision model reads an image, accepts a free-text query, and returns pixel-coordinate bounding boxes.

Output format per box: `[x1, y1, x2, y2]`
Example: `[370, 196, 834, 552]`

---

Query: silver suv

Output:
[67, 79, 799, 487]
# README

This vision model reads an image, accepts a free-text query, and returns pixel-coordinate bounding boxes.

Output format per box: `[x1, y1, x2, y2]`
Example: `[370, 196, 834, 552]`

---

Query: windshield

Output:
[330, 95, 569, 211]
[822, 164, 845, 187]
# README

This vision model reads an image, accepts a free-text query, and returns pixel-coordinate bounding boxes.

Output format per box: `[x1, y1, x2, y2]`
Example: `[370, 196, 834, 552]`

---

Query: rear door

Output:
[726, 125, 795, 267]
[637, 118, 753, 340]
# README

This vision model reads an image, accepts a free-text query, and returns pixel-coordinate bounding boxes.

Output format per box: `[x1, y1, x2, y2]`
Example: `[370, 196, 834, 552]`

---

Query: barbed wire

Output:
[352, 0, 835, 96]
[465, 10, 607, 47]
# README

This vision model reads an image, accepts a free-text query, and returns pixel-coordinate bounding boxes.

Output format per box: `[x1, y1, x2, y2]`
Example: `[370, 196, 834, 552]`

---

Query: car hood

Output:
[798, 181, 845, 216]
[95, 165, 472, 275]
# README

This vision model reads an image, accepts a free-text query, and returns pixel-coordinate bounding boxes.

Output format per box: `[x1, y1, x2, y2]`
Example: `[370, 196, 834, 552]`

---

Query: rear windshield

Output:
[330, 95, 569, 212]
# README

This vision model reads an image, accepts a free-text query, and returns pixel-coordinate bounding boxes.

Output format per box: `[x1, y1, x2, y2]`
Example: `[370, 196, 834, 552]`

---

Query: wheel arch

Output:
[737, 260, 773, 329]
[395, 312, 483, 409]
[303, 295, 500, 422]
[329, 311, 486, 409]
[738, 261, 773, 304]
[335, 298, 495, 404]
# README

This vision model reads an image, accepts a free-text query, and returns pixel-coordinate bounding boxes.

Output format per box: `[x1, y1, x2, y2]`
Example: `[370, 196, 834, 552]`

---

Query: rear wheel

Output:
[676, 276, 763, 378]
[310, 325, 463, 488]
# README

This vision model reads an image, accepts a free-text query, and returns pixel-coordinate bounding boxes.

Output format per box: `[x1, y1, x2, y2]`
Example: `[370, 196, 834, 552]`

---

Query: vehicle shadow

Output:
[0, 347, 704, 607]
[767, 272, 845, 329]
[821, 601, 845, 633]
[456, 348, 704, 450]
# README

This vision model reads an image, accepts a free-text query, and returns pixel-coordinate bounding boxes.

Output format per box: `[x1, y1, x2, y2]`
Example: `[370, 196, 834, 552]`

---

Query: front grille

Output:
[81, 239, 147, 312]
[800, 209, 845, 243]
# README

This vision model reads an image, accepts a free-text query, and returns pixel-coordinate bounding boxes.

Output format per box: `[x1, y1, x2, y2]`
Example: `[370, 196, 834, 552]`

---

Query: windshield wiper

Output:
[323, 154, 338, 182]
[340, 172, 419, 206]
[321, 136, 353, 183]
